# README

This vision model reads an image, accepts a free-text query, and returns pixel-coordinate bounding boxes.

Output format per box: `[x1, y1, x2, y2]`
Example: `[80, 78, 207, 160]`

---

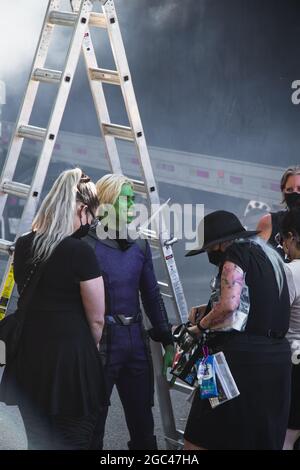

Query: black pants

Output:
[99, 323, 157, 450]
[19, 405, 103, 450]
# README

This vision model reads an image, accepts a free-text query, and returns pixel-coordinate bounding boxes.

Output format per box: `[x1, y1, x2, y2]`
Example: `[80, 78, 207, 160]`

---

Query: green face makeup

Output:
[113, 183, 135, 226]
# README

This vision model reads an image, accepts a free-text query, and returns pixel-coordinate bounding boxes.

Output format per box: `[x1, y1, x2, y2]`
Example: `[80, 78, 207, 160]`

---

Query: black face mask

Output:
[73, 222, 90, 239]
[207, 250, 224, 266]
[285, 192, 300, 210]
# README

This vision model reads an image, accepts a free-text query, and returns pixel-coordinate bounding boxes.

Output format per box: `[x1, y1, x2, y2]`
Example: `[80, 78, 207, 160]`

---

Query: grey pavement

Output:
[0, 273, 208, 450]
[0, 381, 191, 450]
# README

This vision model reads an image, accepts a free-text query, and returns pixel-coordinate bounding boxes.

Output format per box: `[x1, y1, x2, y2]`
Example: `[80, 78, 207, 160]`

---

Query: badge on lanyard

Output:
[197, 346, 218, 399]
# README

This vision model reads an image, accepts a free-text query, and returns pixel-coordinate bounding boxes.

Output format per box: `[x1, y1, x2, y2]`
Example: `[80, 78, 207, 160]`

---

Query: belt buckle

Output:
[117, 314, 134, 326]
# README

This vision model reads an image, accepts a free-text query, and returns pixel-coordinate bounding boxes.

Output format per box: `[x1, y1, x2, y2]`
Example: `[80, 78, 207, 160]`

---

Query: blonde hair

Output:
[31, 168, 98, 261]
[280, 166, 300, 203]
[96, 173, 133, 208]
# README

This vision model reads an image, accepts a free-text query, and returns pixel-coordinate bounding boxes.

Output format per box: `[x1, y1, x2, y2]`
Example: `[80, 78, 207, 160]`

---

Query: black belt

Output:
[263, 329, 285, 339]
[209, 329, 285, 339]
[105, 314, 141, 326]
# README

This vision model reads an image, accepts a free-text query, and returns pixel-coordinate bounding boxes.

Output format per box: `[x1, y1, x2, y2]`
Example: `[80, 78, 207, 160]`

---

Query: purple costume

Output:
[84, 227, 173, 450]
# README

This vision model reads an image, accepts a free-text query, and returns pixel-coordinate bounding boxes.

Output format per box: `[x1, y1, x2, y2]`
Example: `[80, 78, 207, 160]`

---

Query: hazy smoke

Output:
[0, 1, 48, 85]
[146, 0, 203, 29]
[0, 1, 75, 87]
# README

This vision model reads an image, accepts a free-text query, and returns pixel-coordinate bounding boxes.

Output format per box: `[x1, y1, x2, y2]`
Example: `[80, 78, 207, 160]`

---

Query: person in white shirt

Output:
[281, 208, 300, 450]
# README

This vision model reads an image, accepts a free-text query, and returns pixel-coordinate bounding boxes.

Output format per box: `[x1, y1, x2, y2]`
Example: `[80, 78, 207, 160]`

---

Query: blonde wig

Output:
[31, 168, 98, 261]
[96, 173, 133, 208]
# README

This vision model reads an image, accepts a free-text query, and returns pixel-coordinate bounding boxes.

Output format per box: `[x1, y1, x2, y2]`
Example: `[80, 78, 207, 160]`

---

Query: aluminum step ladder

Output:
[0, 0, 191, 449]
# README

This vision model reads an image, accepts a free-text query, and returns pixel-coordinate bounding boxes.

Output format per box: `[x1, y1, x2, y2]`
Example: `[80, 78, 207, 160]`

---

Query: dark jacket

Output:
[83, 226, 173, 347]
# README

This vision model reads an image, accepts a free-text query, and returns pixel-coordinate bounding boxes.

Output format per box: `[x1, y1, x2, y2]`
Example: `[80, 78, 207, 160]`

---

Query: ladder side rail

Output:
[71, 0, 122, 173]
[14, 0, 95, 239]
[0, 0, 60, 220]
[101, 1, 160, 207]
[101, 0, 188, 448]
[142, 311, 180, 450]
[82, 34, 122, 173]
[149, 338, 181, 450]
[0, 0, 96, 296]
[102, 1, 188, 323]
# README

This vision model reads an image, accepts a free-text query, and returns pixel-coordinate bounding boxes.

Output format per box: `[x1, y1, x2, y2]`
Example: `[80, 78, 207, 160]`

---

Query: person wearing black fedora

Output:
[184, 210, 291, 450]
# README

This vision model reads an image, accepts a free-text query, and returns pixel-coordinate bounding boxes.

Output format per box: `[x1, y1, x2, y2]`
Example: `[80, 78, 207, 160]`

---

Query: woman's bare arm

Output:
[200, 261, 244, 329]
[80, 276, 105, 347]
[256, 213, 272, 241]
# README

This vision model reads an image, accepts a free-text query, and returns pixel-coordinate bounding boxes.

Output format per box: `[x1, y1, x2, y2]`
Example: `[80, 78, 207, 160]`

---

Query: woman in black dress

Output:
[184, 210, 291, 450]
[0, 168, 106, 450]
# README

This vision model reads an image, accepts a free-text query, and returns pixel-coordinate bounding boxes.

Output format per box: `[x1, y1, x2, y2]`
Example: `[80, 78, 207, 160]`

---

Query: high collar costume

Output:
[83, 224, 172, 450]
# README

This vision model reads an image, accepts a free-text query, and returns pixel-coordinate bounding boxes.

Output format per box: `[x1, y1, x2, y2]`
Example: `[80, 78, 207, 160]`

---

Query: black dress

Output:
[184, 241, 291, 450]
[0, 232, 107, 449]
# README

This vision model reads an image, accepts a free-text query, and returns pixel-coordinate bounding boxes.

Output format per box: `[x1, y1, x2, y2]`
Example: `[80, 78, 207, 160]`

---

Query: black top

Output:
[84, 226, 173, 347]
[0, 232, 107, 415]
[223, 241, 290, 336]
[14, 231, 101, 309]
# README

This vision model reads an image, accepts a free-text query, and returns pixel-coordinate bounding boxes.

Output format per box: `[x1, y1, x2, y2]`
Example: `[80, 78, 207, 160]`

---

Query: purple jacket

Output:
[84, 227, 173, 346]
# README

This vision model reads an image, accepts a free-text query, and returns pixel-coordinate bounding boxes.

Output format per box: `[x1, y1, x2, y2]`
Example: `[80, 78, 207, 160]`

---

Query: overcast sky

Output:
[0, 1, 49, 85]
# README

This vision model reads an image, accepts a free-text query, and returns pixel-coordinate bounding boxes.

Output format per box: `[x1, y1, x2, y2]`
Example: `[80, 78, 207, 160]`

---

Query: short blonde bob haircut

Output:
[96, 173, 133, 207]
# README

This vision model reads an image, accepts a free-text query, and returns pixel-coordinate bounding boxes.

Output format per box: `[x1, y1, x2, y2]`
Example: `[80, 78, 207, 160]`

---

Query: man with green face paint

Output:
[83, 173, 174, 450]
[113, 182, 135, 225]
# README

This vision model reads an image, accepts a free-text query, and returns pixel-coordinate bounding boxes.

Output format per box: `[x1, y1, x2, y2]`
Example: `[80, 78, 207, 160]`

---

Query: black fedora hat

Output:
[186, 210, 259, 257]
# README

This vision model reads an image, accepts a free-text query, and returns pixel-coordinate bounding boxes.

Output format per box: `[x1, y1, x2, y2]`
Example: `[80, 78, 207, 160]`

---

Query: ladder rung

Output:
[102, 123, 134, 141]
[48, 11, 107, 28]
[170, 380, 194, 395]
[32, 68, 62, 84]
[89, 12, 107, 28]
[149, 238, 160, 250]
[157, 281, 173, 299]
[132, 179, 146, 194]
[18, 125, 46, 141]
[158, 280, 169, 289]
[158, 281, 173, 299]
[161, 292, 174, 299]
[164, 435, 184, 449]
[89, 68, 120, 85]
[0, 181, 30, 198]
[138, 229, 160, 250]
[48, 10, 77, 27]
[0, 239, 14, 255]
[139, 228, 157, 238]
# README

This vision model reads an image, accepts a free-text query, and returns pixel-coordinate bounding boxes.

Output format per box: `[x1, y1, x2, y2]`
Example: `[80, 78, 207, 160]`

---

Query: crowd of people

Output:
[0, 165, 299, 451]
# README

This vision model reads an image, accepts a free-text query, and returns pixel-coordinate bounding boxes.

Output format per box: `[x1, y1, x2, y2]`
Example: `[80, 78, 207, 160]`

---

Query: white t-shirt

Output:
[284, 259, 300, 358]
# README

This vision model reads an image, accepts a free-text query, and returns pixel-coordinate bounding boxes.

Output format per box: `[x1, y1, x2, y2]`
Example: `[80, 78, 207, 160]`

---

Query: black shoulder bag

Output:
[0, 260, 46, 367]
